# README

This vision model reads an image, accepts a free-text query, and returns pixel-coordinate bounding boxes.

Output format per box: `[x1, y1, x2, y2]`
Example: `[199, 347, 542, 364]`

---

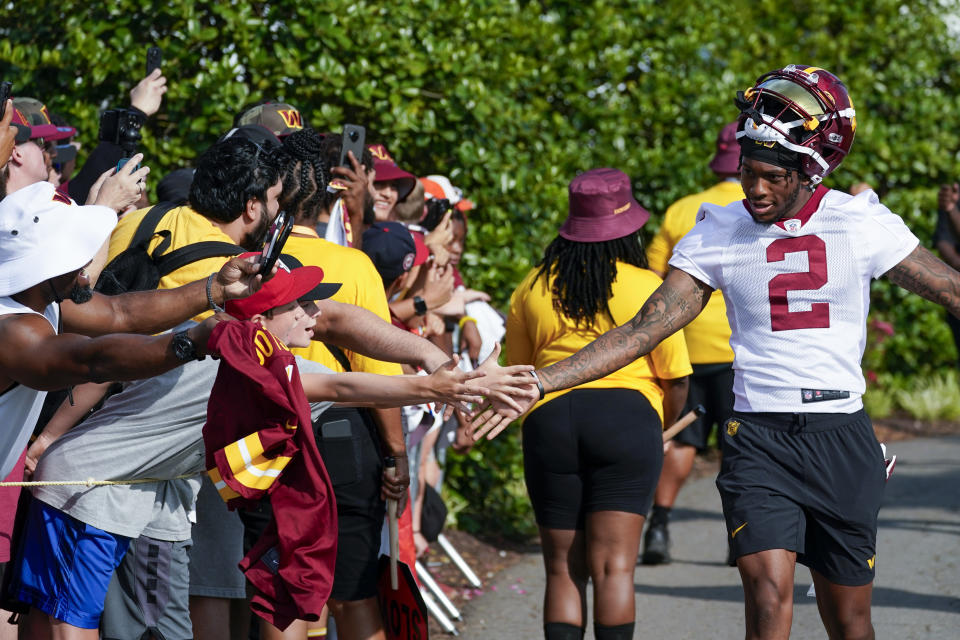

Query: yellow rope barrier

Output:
[0, 472, 203, 488]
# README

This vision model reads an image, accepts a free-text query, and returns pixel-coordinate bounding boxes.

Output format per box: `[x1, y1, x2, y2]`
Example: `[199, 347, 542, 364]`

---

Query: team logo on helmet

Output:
[735, 64, 856, 184]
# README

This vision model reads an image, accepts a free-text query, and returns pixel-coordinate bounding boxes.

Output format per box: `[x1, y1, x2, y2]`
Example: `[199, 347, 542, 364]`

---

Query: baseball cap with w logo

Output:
[12, 97, 76, 141]
[236, 101, 306, 138]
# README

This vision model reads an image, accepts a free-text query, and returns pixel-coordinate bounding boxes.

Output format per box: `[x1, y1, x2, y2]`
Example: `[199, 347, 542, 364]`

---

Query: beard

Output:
[241, 210, 273, 251]
[362, 191, 376, 225]
[69, 284, 94, 304]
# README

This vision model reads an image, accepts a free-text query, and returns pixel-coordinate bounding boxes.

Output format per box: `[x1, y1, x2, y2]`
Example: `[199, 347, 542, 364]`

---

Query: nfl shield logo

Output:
[784, 219, 801, 233]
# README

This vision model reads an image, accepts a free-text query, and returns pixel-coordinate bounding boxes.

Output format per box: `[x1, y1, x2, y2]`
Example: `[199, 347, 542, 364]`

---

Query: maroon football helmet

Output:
[735, 65, 857, 184]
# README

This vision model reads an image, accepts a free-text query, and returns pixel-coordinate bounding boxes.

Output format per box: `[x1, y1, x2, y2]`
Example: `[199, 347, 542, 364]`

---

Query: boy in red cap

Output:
[205, 256, 523, 635]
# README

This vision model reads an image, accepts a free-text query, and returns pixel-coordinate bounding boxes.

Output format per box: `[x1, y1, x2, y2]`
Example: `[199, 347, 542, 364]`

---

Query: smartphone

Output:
[117, 157, 141, 173]
[146, 46, 163, 76]
[320, 419, 352, 440]
[338, 124, 365, 168]
[0, 81, 12, 119]
[260, 210, 294, 276]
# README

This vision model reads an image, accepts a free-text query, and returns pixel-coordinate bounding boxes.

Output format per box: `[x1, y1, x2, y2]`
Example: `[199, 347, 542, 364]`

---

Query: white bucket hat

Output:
[0, 182, 117, 297]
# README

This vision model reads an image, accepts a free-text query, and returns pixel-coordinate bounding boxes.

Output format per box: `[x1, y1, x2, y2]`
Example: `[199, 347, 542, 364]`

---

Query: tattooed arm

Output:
[884, 245, 960, 316]
[471, 268, 712, 440]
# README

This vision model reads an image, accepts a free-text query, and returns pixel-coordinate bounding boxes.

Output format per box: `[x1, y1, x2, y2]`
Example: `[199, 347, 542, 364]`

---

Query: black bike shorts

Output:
[522, 388, 663, 530]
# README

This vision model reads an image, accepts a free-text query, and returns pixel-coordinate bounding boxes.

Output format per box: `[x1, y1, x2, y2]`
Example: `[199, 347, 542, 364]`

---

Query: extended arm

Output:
[62, 257, 263, 336]
[300, 356, 486, 408]
[884, 245, 960, 317]
[0, 315, 216, 391]
[312, 298, 453, 372]
[538, 269, 710, 394]
[472, 268, 711, 440]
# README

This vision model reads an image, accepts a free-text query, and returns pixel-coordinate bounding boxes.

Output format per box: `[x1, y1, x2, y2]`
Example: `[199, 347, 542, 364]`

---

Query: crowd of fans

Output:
[0, 66, 537, 640]
[7, 58, 949, 640]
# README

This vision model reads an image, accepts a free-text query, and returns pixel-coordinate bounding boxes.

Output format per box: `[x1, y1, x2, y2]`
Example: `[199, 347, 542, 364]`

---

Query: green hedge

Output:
[5, 0, 960, 539]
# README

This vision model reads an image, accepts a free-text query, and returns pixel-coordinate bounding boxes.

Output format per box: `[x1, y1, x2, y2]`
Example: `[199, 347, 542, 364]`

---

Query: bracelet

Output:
[529, 370, 546, 400]
[206, 274, 225, 313]
[458, 315, 477, 329]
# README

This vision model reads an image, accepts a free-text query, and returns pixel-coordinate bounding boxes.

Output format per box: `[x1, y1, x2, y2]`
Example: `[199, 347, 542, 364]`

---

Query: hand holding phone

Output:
[260, 211, 294, 276]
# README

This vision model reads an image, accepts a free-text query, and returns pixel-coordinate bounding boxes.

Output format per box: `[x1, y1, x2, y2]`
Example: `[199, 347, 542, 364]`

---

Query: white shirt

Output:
[0, 297, 59, 477]
[669, 187, 918, 413]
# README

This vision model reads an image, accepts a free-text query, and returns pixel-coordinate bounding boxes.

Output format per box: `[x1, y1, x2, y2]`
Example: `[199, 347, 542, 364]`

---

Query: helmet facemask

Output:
[735, 65, 856, 185]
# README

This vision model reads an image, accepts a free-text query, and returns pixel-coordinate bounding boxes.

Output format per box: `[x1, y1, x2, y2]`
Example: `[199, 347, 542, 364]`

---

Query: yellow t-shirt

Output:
[107, 206, 238, 323]
[505, 263, 692, 423]
[283, 232, 403, 376]
[646, 181, 743, 364]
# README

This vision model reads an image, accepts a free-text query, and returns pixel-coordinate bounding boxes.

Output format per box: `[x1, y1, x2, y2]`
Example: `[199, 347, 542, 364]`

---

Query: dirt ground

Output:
[421, 413, 960, 635]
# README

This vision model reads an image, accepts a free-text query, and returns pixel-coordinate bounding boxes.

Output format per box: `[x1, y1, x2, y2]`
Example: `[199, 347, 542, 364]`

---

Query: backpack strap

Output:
[324, 343, 353, 372]
[130, 201, 179, 248]
[155, 242, 243, 277]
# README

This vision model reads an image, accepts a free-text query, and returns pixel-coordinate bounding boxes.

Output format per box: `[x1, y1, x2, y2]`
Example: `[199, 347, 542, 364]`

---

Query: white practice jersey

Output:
[669, 186, 919, 413]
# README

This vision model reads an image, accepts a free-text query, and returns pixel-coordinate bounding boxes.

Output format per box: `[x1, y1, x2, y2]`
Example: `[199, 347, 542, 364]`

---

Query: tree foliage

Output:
[5, 0, 960, 538]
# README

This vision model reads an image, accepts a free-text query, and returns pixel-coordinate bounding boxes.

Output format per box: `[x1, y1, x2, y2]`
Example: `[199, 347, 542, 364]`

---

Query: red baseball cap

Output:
[12, 97, 76, 141]
[225, 253, 341, 320]
[368, 143, 416, 200]
[10, 108, 33, 144]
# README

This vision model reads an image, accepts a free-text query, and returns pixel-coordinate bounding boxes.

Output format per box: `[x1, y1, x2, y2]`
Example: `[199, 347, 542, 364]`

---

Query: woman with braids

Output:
[505, 168, 691, 640]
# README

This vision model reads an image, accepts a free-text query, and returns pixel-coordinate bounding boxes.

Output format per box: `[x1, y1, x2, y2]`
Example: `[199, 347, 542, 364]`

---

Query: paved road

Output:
[454, 436, 960, 639]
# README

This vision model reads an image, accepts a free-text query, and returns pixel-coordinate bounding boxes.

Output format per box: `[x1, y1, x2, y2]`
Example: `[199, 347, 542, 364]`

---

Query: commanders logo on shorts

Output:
[867, 554, 876, 569]
[726, 420, 740, 436]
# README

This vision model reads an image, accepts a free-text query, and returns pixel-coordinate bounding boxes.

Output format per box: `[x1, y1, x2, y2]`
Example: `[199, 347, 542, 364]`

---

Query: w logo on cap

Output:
[277, 109, 302, 129]
[368, 143, 393, 162]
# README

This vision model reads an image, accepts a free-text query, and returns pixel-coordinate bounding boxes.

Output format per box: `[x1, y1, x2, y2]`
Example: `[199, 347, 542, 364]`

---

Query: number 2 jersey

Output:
[669, 186, 919, 413]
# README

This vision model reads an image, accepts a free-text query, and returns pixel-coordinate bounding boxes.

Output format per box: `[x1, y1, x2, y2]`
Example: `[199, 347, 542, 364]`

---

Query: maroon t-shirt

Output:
[203, 321, 337, 630]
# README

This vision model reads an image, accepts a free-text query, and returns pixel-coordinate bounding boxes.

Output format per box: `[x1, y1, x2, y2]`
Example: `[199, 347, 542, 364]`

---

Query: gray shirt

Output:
[33, 350, 334, 540]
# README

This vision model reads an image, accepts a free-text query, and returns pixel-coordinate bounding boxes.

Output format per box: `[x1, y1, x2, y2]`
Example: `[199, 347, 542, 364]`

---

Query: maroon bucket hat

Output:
[708, 122, 740, 175]
[558, 168, 649, 242]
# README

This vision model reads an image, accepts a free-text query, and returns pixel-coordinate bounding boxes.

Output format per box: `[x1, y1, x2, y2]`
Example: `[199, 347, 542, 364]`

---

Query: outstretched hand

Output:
[465, 344, 540, 441]
[427, 353, 489, 409]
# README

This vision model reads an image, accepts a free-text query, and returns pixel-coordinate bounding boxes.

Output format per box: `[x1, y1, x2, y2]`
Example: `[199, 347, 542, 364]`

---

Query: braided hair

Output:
[277, 128, 328, 224]
[533, 230, 648, 327]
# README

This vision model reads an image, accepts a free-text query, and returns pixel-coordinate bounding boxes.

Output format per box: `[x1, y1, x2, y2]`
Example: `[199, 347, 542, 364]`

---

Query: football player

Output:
[473, 65, 960, 639]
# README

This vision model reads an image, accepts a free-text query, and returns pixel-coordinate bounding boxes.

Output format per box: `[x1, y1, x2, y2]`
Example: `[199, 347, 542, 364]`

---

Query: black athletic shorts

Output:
[716, 410, 886, 586]
[314, 406, 386, 602]
[522, 388, 663, 530]
[673, 363, 735, 450]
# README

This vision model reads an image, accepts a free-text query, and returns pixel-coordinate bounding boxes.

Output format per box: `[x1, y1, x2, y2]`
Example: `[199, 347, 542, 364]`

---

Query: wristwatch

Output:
[413, 296, 428, 316]
[171, 330, 204, 361]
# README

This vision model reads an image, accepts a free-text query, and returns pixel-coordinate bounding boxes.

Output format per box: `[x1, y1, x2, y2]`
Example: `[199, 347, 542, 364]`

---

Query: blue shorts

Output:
[16, 499, 131, 628]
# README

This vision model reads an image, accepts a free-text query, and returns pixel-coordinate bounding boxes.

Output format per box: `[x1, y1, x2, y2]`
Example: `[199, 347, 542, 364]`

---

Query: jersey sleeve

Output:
[667, 204, 728, 289]
[858, 196, 921, 278]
